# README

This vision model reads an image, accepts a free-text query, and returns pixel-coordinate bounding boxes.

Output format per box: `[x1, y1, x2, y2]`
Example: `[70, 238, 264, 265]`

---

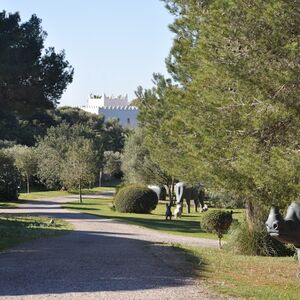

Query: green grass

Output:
[0, 214, 72, 250]
[19, 186, 115, 201]
[173, 245, 300, 300]
[63, 197, 243, 240]
[19, 190, 71, 200]
[70, 186, 116, 194]
[0, 201, 18, 209]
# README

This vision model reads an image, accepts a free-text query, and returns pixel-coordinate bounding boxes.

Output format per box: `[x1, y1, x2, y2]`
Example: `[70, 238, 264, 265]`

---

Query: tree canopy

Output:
[0, 11, 74, 116]
[136, 0, 300, 226]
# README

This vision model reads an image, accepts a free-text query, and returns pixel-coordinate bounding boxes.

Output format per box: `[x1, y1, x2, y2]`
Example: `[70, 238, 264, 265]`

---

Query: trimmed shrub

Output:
[201, 210, 233, 248]
[225, 221, 295, 257]
[0, 151, 20, 201]
[114, 184, 158, 213]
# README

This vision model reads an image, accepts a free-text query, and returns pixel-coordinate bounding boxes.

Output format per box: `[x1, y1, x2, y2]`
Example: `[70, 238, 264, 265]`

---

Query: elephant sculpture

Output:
[175, 182, 205, 213]
[266, 202, 300, 262]
[148, 185, 167, 201]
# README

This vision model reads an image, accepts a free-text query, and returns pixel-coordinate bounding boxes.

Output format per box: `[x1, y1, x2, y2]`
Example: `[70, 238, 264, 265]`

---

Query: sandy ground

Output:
[0, 194, 224, 300]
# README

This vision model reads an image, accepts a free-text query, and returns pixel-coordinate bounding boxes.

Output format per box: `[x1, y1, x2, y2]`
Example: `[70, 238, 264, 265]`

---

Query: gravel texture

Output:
[0, 194, 223, 300]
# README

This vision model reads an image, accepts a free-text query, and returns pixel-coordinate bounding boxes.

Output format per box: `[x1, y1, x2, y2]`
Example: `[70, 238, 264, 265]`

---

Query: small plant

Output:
[114, 184, 158, 213]
[201, 210, 233, 248]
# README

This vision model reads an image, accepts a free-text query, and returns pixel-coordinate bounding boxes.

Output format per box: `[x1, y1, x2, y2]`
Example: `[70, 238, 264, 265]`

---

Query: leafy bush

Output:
[201, 210, 233, 248]
[114, 184, 158, 213]
[115, 181, 127, 195]
[226, 221, 295, 257]
[0, 151, 20, 200]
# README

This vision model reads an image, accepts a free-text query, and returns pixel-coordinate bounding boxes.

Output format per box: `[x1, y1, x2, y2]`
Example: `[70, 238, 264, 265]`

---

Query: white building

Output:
[79, 93, 139, 128]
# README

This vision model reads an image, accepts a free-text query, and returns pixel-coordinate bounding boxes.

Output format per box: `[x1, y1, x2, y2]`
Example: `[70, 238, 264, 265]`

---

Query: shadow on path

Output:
[0, 195, 207, 297]
[0, 222, 201, 296]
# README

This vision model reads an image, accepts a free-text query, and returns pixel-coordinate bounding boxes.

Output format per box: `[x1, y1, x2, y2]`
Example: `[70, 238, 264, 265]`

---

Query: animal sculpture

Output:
[174, 202, 182, 218]
[148, 185, 167, 201]
[175, 182, 205, 213]
[266, 202, 300, 262]
[165, 204, 172, 220]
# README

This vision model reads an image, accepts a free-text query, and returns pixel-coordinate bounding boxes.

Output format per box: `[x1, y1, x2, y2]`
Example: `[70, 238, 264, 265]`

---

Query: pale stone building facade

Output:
[79, 93, 139, 128]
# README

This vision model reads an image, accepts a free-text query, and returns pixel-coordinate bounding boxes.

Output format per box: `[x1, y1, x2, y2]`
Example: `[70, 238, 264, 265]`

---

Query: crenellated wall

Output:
[87, 93, 129, 107]
[78, 100, 139, 128]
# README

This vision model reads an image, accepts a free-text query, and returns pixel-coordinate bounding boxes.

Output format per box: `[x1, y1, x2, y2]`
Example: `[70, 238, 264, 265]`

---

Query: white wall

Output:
[99, 106, 138, 128]
[78, 105, 100, 115]
[87, 93, 128, 107]
[87, 97, 104, 107]
[79, 93, 137, 128]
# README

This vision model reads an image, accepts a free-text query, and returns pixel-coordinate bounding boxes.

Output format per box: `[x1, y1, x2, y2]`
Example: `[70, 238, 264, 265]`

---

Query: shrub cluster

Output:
[226, 221, 295, 257]
[114, 184, 158, 213]
[0, 151, 20, 200]
[201, 210, 233, 248]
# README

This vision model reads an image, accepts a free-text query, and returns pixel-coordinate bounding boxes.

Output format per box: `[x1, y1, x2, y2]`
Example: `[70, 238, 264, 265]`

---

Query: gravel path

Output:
[0, 194, 221, 300]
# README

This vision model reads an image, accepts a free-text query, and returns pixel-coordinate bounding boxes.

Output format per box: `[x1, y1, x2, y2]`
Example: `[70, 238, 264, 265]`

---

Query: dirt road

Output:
[0, 195, 220, 299]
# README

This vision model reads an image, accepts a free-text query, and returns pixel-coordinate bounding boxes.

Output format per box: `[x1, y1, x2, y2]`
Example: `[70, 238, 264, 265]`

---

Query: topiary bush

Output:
[201, 210, 233, 248]
[114, 184, 158, 213]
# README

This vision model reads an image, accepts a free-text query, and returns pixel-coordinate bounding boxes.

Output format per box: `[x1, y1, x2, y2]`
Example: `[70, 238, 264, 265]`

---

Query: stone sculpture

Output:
[175, 182, 205, 213]
[165, 204, 172, 220]
[266, 202, 300, 262]
[174, 202, 183, 218]
[148, 185, 167, 201]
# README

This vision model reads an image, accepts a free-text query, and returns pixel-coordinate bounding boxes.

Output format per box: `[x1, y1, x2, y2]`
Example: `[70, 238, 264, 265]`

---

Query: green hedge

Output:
[114, 184, 158, 213]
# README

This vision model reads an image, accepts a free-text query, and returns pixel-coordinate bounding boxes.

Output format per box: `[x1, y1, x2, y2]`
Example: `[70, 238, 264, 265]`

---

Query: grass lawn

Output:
[63, 196, 243, 240]
[0, 214, 72, 251]
[19, 190, 71, 200]
[0, 201, 18, 209]
[19, 186, 115, 201]
[174, 245, 300, 300]
[74, 186, 116, 194]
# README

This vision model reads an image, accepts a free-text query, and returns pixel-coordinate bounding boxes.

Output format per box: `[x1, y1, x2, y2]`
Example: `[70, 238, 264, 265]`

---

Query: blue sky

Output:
[1, 0, 174, 106]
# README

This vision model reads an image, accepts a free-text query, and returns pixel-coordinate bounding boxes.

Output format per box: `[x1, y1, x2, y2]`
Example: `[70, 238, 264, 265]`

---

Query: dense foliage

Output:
[114, 184, 158, 213]
[136, 0, 300, 236]
[0, 11, 73, 116]
[0, 11, 73, 146]
[7, 145, 37, 193]
[0, 151, 20, 200]
[36, 124, 98, 186]
[121, 128, 175, 202]
[104, 151, 122, 178]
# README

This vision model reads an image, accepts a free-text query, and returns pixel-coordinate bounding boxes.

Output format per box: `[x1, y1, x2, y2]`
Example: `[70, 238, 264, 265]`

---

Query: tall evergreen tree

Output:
[137, 1, 300, 228]
[0, 11, 73, 116]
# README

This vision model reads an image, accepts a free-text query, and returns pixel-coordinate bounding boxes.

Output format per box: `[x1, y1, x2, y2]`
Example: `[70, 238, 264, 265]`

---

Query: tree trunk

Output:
[79, 179, 82, 203]
[218, 237, 222, 249]
[171, 177, 175, 204]
[167, 185, 173, 206]
[26, 173, 30, 194]
[99, 170, 103, 187]
[245, 199, 256, 232]
[167, 177, 176, 206]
